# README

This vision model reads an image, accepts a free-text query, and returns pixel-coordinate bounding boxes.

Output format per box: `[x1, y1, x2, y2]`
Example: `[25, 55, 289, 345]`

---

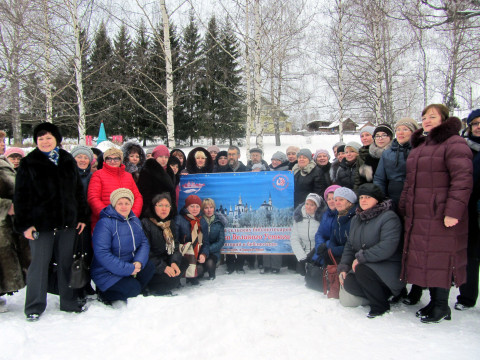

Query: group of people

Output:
[0, 104, 478, 325]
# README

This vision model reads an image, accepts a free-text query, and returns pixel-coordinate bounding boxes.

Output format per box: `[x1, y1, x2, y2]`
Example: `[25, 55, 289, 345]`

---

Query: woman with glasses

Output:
[142, 193, 182, 295]
[87, 147, 143, 231]
[355, 124, 394, 190]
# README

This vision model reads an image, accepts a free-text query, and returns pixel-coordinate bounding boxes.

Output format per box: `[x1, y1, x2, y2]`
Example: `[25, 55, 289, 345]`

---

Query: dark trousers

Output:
[226, 254, 247, 272]
[25, 228, 79, 315]
[343, 264, 392, 313]
[197, 255, 218, 278]
[457, 256, 479, 307]
[263, 255, 282, 270]
[100, 260, 155, 302]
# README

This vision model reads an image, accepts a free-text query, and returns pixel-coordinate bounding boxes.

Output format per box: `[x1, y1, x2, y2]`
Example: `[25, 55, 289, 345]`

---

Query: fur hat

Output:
[34, 122, 62, 145]
[360, 126, 375, 136]
[324, 185, 341, 201]
[297, 148, 312, 160]
[373, 124, 394, 139]
[305, 193, 322, 207]
[467, 109, 480, 126]
[394, 118, 420, 133]
[334, 187, 357, 204]
[345, 142, 361, 153]
[152, 145, 170, 159]
[104, 147, 124, 162]
[71, 145, 93, 163]
[185, 195, 202, 208]
[356, 183, 385, 203]
[271, 151, 287, 163]
[286, 146, 299, 155]
[110, 188, 134, 207]
[207, 145, 220, 153]
[314, 149, 331, 162]
[4, 147, 25, 158]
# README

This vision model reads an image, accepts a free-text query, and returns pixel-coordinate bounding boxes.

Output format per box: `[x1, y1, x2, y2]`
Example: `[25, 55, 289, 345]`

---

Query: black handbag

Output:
[69, 233, 90, 289]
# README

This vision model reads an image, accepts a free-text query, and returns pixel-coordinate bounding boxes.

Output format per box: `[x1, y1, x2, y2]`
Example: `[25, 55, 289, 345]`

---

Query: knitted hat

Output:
[394, 117, 420, 133]
[336, 145, 346, 153]
[250, 148, 263, 155]
[152, 145, 170, 159]
[356, 183, 385, 203]
[33, 122, 62, 145]
[297, 148, 312, 160]
[271, 151, 287, 163]
[345, 142, 361, 153]
[334, 187, 357, 204]
[185, 194, 202, 208]
[313, 149, 331, 162]
[305, 193, 322, 207]
[104, 147, 124, 162]
[110, 188, 134, 207]
[207, 145, 220, 153]
[286, 146, 299, 154]
[360, 126, 375, 136]
[373, 124, 394, 139]
[4, 147, 25, 158]
[467, 109, 480, 126]
[324, 185, 341, 201]
[217, 150, 228, 159]
[71, 145, 93, 163]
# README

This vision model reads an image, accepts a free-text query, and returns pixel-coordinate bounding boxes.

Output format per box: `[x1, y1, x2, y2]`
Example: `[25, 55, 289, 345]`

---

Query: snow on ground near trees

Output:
[2, 267, 479, 360]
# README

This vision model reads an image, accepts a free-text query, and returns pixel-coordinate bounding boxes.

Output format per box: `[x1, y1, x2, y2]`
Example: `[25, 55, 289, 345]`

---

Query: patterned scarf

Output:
[42, 147, 60, 165]
[180, 213, 203, 278]
[149, 218, 175, 255]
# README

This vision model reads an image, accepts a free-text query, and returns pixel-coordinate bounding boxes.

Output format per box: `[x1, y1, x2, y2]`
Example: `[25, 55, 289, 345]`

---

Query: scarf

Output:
[180, 213, 203, 278]
[293, 161, 316, 176]
[356, 199, 393, 221]
[41, 147, 60, 165]
[149, 218, 175, 255]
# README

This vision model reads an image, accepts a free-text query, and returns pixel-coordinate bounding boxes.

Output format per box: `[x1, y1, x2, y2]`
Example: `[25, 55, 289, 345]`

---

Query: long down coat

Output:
[399, 117, 473, 288]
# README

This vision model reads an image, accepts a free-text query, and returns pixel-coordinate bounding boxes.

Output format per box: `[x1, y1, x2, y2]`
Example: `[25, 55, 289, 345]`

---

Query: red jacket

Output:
[399, 118, 472, 288]
[87, 163, 143, 230]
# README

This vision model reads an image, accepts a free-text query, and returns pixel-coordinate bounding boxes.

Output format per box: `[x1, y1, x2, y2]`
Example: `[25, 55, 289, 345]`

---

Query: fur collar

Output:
[369, 141, 392, 159]
[293, 202, 325, 222]
[356, 199, 393, 221]
[293, 161, 316, 176]
[411, 117, 462, 148]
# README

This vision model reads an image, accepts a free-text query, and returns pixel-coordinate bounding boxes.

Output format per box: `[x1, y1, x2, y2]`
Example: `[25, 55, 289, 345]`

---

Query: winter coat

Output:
[335, 159, 357, 189]
[14, 148, 88, 233]
[87, 162, 143, 230]
[317, 163, 332, 189]
[186, 147, 214, 174]
[328, 204, 357, 258]
[141, 216, 182, 275]
[269, 161, 290, 171]
[78, 165, 92, 201]
[355, 142, 391, 190]
[230, 161, 248, 173]
[122, 142, 146, 183]
[329, 159, 341, 183]
[464, 134, 480, 259]
[288, 160, 297, 170]
[204, 212, 227, 260]
[90, 205, 150, 291]
[293, 161, 324, 207]
[312, 207, 337, 264]
[171, 148, 187, 171]
[290, 203, 324, 261]
[246, 159, 271, 171]
[175, 207, 210, 257]
[373, 139, 412, 207]
[0, 157, 29, 293]
[399, 117, 473, 288]
[338, 200, 404, 295]
[137, 158, 176, 218]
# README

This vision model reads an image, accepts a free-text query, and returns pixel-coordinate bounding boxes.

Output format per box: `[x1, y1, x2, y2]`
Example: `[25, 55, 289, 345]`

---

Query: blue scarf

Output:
[41, 147, 60, 166]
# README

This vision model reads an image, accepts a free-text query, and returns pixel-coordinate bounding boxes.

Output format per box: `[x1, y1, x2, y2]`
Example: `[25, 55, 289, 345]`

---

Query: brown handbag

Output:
[322, 249, 340, 299]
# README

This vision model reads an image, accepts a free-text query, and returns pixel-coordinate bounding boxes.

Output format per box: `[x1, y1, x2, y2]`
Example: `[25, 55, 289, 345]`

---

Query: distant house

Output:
[252, 97, 293, 134]
[306, 118, 357, 133]
[357, 121, 376, 131]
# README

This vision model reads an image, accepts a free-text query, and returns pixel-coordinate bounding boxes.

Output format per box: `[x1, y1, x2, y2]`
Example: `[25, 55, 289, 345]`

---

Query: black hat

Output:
[33, 122, 62, 145]
[373, 124, 394, 139]
[337, 145, 346, 153]
[356, 183, 385, 203]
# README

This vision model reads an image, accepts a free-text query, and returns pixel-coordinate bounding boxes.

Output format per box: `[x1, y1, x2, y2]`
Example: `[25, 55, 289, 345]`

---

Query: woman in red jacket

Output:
[88, 147, 143, 231]
[399, 104, 473, 323]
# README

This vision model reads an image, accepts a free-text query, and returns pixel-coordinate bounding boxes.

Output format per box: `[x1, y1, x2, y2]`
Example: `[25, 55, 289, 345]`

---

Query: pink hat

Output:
[151, 145, 170, 159]
[4, 147, 25, 158]
[324, 185, 341, 201]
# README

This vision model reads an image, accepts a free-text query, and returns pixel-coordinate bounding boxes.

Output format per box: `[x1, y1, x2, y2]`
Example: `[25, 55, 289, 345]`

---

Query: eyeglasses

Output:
[155, 204, 171, 208]
[374, 135, 390, 139]
[470, 122, 480, 128]
[105, 157, 121, 162]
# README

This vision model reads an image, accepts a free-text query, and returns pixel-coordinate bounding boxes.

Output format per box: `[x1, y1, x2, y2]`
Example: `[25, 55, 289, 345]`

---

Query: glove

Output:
[316, 243, 328, 257]
[297, 259, 307, 276]
[306, 249, 315, 263]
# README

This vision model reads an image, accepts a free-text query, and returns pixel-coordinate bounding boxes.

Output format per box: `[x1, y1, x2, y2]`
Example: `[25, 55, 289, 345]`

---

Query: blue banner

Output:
[178, 171, 294, 254]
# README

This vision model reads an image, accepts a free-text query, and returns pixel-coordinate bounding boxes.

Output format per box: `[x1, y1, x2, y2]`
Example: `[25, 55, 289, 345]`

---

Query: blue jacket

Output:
[204, 212, 227, 259]
[90, 205, 150, 291]
[312, 207, 337, 264]
[327, 205, 357, 258]
[175, 207, 210, 257]
[373, 139, 412, 206]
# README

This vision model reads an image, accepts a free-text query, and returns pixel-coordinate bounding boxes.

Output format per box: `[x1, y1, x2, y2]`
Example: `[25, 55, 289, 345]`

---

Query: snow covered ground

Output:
[2, 134, 479, 359]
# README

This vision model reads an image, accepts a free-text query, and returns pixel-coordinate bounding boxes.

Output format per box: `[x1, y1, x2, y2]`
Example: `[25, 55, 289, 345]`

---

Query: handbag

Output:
[69, 233, 90, 289]
[322, 249, 340, 299]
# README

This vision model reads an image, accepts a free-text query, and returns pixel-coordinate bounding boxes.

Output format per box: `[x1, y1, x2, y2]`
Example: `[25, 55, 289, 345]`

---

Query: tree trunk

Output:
[253, 0, 263, 149]
[42, 0, 53, 123]
[244, 0, 252, 153]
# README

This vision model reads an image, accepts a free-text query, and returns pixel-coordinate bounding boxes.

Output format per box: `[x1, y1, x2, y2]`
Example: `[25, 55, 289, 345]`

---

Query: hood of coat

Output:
[122, 141, 146, 169]
[171, 148, 187, 171]
[369, 140, 392, 159]
[293, 201, 325, 222]
[100, 204, 135, 222]
[186, 147, 214, 173]
[411, 117, 462, 148]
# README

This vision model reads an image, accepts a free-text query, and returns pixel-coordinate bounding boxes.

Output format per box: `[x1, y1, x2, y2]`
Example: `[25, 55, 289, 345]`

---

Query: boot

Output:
[420, 287, 451, 323]
[403, 285, 423, 305]
[415, 287, 435, 318]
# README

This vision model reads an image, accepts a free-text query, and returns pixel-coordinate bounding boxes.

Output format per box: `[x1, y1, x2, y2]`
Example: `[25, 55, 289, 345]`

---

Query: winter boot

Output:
[403, 284, 423, 305]
[420, 287, 451, 323]
[415, 287, 435, 318]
